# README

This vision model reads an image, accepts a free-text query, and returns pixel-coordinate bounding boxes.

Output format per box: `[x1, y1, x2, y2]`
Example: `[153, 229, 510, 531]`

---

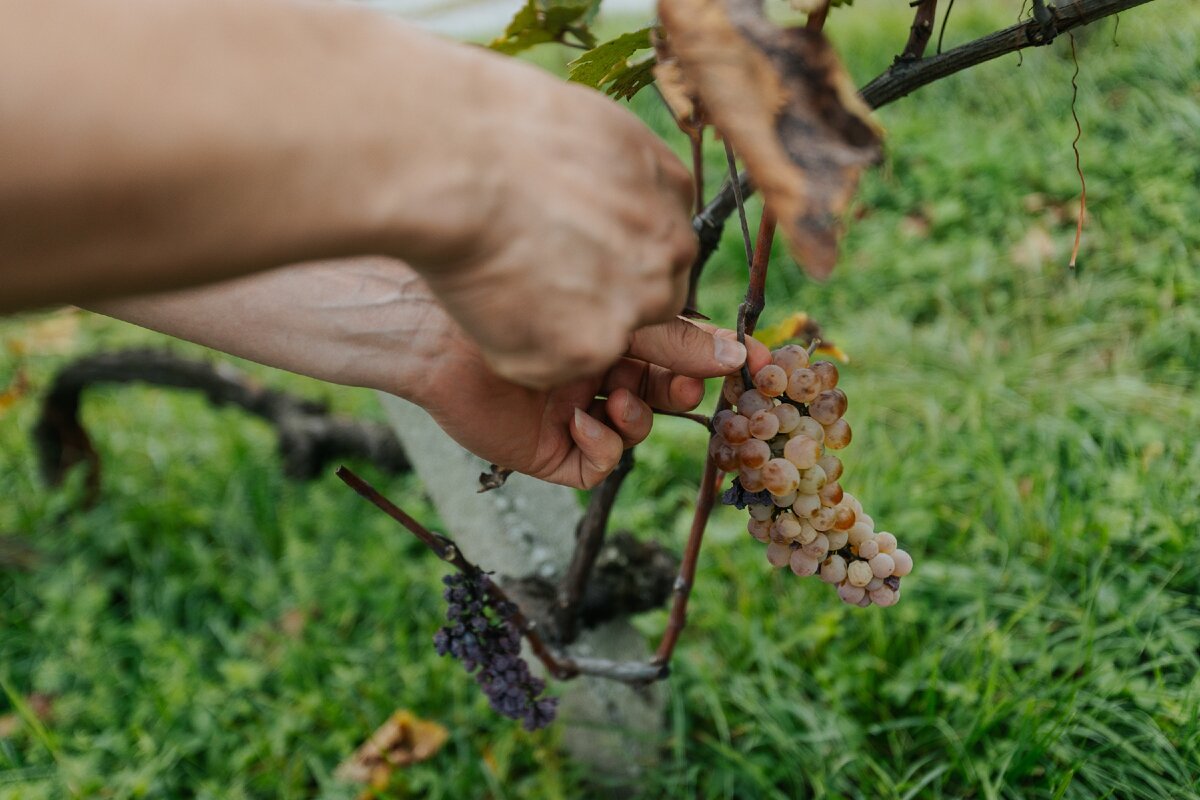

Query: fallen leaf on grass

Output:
[336, 710, 449, 785]
[0, 368, 30, 418]
[658, 0, 882, 278]
[5, 310, 80, 356]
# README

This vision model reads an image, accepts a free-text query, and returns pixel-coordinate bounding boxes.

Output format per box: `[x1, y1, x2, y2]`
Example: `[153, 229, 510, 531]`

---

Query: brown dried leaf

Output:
[658, 0, 882, 278]
[336, 710, 449, 784]
[651, 31, 705, 133]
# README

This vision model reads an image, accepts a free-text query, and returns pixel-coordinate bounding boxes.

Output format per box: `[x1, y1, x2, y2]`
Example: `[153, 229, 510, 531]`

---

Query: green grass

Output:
[3, 1, 1200, 797]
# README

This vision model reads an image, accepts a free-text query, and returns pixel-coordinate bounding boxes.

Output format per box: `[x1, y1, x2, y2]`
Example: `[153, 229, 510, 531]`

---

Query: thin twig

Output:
[722, 137, 755, 388]
[900, 0, 938, 60]
[653, 452, 720, 666]
[1067, 32, 1086, 269]
[337, 466, 670, 686]
[337, 466, 579, 679]
[936, 0, 956, 54]
[722, 139, 754, 269]
[804, 0, 830, 32]
[690, 122, 705, 217]
[654, 211, 776, 669]
[742, 211, 776, 339]
[652, 408, 713, 429]
[556, 449, 636, 643]
[864, 0, 1154, 108]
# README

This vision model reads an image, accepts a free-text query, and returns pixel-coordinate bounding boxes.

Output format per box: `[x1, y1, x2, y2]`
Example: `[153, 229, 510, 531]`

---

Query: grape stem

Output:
[899, 0, 939, 61]
[651, 408, 712, 429]
[682, 0, 1150, 293]
[337, 466, 669, 685]
[654, 210, 776, 669]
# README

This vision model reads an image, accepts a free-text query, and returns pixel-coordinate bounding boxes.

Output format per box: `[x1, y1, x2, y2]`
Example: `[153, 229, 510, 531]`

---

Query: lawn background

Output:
[2, 1, 1199, 797]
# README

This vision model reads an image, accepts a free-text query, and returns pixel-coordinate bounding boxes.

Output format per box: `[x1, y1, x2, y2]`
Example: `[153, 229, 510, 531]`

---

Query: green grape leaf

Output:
[604, 57, 657, 101]
[567, 27, 654, 88]
[489, 0, 600, 55]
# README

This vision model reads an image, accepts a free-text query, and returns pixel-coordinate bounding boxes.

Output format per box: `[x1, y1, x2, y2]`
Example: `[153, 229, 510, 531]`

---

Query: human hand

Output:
[412, 308, 771, 490]
[93, 258, 767, 489]
[406, 44, 699, 390]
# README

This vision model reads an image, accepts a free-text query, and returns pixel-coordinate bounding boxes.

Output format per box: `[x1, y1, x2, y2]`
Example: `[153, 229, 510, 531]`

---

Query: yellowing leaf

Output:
[755, 312, 848, 362]
[336, 710, 449, 785]
[657, 0, 881, 278]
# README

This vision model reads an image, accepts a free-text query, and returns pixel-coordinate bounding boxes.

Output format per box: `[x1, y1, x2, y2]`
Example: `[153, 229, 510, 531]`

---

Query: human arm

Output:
[1, 0, 697, 387]
[90, 258, 767, 489]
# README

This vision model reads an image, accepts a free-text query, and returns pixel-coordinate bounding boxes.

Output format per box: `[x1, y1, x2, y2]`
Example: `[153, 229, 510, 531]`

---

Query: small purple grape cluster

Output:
[433, 572, 558, 730]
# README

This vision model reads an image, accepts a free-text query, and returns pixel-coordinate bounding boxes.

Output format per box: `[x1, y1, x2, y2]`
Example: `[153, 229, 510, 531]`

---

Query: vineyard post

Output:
[375, 396, 666, 777]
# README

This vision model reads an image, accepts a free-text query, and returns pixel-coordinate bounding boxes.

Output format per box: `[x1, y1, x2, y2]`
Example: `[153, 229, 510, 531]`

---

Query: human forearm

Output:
[88, 258, 442, 400]
[0, 0, 492, 312]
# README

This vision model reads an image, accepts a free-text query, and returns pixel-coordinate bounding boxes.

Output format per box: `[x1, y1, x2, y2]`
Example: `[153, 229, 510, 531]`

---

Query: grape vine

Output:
[337, 0, 1154, 728]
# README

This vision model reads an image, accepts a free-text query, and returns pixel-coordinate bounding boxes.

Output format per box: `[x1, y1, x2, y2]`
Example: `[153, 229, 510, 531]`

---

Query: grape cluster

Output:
[713, 345, 913, 607]
[433, 572, 558, 730]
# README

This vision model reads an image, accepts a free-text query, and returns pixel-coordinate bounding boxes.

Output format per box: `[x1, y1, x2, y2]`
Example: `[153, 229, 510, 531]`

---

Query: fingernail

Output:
[574, 407, 604, 440]
[714, 337, 747, 369]
[622, 395, 644, 424]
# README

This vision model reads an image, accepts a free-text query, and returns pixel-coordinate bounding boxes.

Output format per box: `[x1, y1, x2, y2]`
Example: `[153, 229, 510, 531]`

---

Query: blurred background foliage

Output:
[2, 0, 1199, 797]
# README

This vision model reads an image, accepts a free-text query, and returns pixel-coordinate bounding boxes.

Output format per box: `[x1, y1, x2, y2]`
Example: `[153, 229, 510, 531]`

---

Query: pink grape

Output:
[713, 443, 740, 472]
[771, 345, 809, 374]
[792, 493, 821, 518]
[747, 503, 774, 521]
[825, 530, 849, 551]
[761, 459, 800, 496]
[833, 505, 856, 530]
[771, 512, 803, 542]
[738, 439, 770, 469]
[846, 560, 873, 587]
[837, 582, 866, 604]
[810, 506, 836, 532]
[766, 541, 792, 568]
[771, 403, 802, 434]
[857, 595, 872, 608]
[739, 467, 765, 493]
[793, 417, 825, 443]
[753, 365, 788, 397]
[789, 551, 819, 576]
[796, 465, 827, 495]
[858, 538, 880, 559]
[747, 518, 771, 542]
[749, 410, 781, 440]
[737, 390, 774, 417]
[811, 361, 839, 391]
[865, 577, 884, 591]
[891, 549, 913, 577]
[772, 490, 798, 508]
[817, 454, 843, 482]
[869, 553, 895, 578]
[846, 521, 873, 547]
[785, 368, 820, 403]
[795, 521, 819, 545]
[801, 532, 829, 560]
[823, 418, 852, 450]
[718, 413, 750, 444]
[783, 436, 821, 470]
[875, 532, 898, 554]
[820, 555, 847, 584]
[818, 481, 844, 507]
[809, 389, 848, 425]
[869, 586, 898, 607]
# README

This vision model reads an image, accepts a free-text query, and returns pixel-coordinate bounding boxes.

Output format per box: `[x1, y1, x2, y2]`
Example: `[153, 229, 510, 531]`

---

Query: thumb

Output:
[626, 318, 765, 378]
